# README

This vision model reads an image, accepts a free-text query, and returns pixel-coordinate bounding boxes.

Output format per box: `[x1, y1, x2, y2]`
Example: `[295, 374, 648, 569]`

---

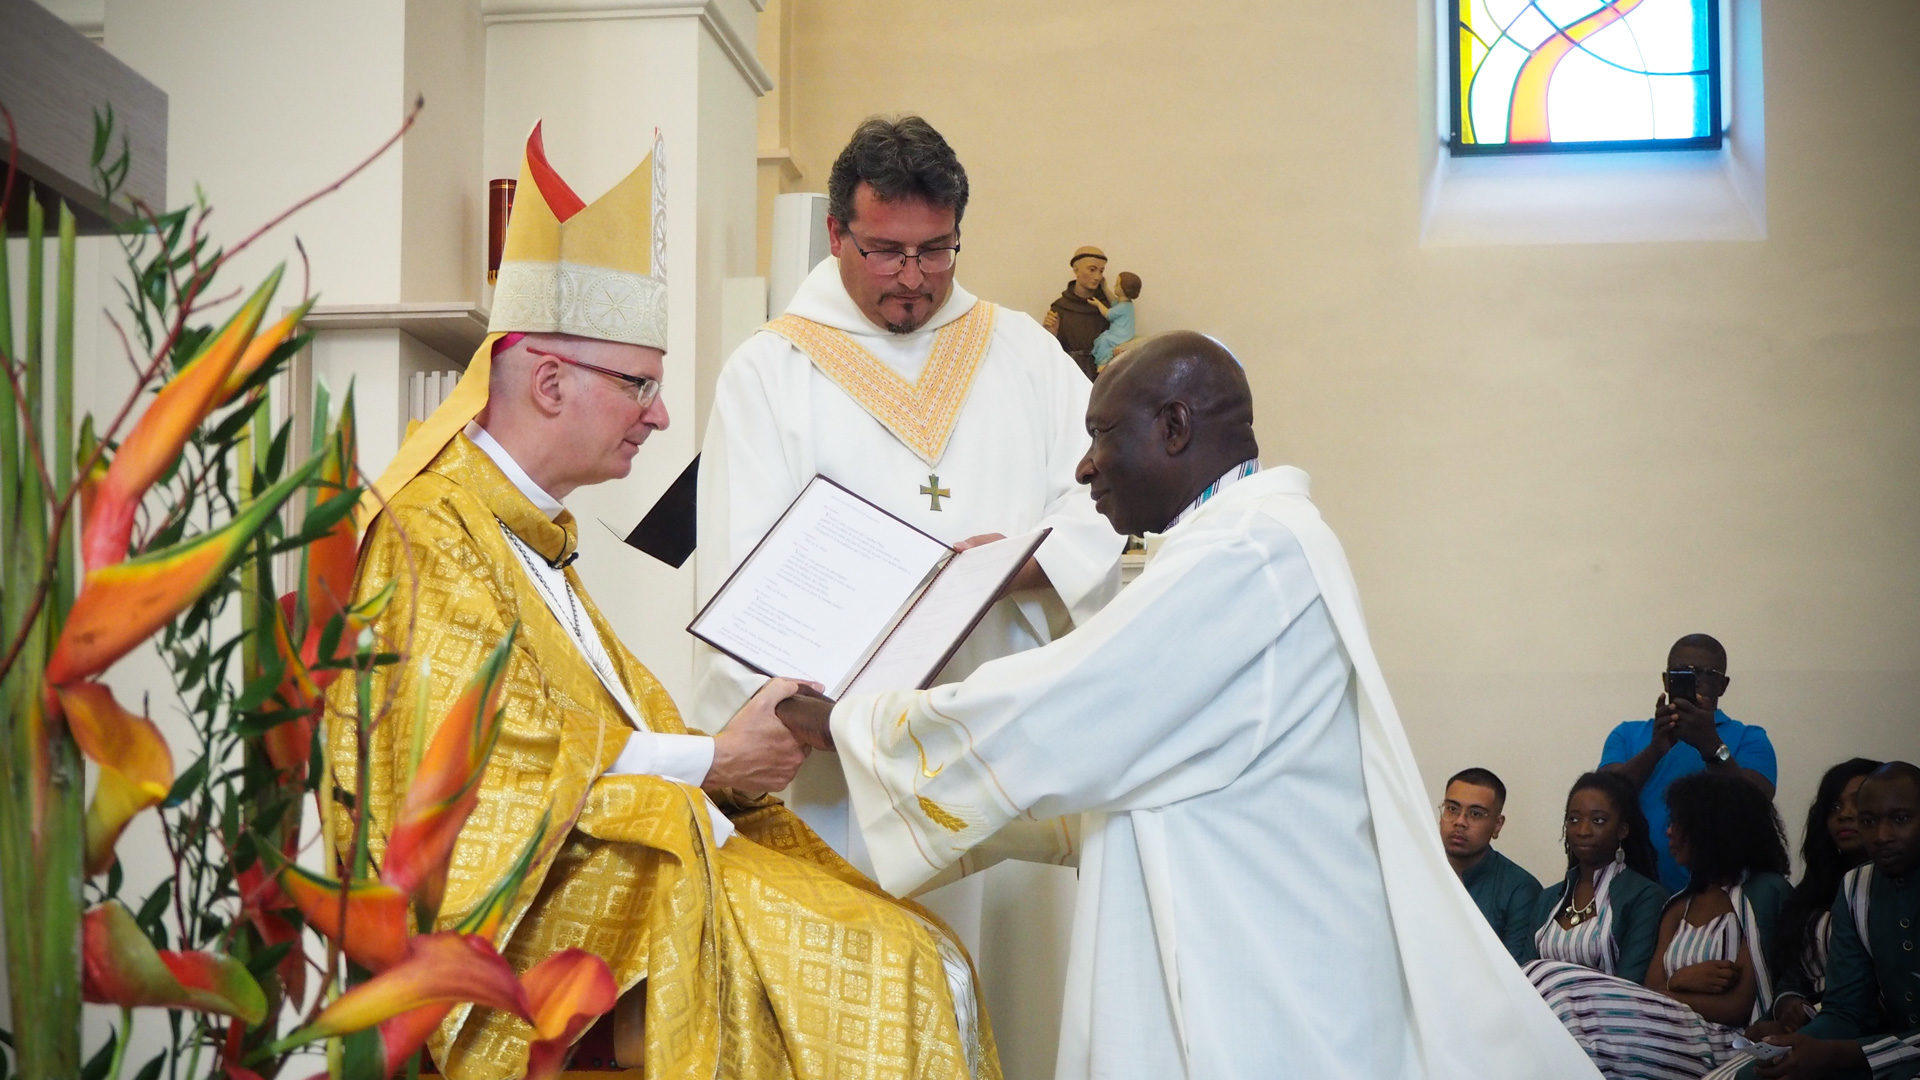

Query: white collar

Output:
[782, 256, 978, 338]
[466, 422, 565, 519]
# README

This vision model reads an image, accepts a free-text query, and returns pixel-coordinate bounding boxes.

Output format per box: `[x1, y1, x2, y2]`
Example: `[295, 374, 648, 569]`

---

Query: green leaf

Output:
[245, 940, 295, 980]
[128, 1051, 164, 1080]
[166, 755, 209, 808]
[135, 881, 171, 932]
[233, 668, 286, 712]
[301, 486, 362, 539]
[77, 1033, 115, 1080]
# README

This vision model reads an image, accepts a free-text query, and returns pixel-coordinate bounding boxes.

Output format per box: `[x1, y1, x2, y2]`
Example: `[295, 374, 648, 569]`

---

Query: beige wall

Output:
[779, 1, 1920, 882]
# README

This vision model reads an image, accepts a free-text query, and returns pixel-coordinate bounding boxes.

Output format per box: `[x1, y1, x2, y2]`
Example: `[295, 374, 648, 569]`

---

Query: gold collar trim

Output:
[764, 302, 997, 467]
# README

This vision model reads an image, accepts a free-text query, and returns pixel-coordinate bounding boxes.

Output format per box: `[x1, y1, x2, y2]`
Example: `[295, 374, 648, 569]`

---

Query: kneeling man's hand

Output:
[707, 678, 812, 793]
[775, 689, 836, 753]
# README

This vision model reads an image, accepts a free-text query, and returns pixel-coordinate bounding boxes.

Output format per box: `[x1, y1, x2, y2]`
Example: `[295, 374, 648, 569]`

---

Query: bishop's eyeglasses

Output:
[845, 235, 961, 276]
[527, 346, 662, 409]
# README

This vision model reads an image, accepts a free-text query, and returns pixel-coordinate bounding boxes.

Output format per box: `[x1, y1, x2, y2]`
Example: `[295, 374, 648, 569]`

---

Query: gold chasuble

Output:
[763, 301, 996, 467]
[326, 435, 997, 1080]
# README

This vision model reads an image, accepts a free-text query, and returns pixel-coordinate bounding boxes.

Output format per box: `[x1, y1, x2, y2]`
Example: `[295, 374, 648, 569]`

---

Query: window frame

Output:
[1447, 0, 1725, 156]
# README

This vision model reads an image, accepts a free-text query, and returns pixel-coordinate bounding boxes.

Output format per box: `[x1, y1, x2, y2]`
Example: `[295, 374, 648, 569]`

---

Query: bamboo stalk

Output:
[53, 203, 76, 619]
[0, 191, 84, 1080]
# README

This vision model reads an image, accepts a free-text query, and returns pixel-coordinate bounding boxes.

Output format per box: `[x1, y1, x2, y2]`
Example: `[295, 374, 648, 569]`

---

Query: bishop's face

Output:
[828, 184, 958, 335]
[549, 339, 670, 488]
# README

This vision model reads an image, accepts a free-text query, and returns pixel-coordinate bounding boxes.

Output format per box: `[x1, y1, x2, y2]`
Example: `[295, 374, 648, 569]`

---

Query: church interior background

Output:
[5, 1, 1918, 1075]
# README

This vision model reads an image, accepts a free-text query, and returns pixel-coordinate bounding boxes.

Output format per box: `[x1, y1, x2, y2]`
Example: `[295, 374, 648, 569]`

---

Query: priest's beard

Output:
[881, 291, 935, 334]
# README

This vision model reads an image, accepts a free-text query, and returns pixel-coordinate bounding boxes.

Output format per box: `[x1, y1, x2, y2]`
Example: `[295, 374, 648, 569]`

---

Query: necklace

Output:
[501, 521, 586, 639]
[1562, 890, 1599, 926]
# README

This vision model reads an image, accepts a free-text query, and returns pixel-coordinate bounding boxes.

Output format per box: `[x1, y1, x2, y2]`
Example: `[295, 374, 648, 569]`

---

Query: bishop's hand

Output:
[776, 688, 837, 753]
[707, 678, 811, 794]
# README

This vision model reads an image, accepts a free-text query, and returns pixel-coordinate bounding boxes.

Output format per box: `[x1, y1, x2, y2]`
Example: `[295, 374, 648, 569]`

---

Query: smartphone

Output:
[1664, 669, 1697, 705]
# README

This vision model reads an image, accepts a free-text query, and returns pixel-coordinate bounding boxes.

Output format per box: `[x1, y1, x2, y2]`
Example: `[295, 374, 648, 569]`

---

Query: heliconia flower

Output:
[235, 855, 306, 1007]
[259, 592, 320, 781]
[217, 296, 316, 403]
[277, 863, 410, 973]
[82, 266, 285, 572]
[302, 385, 359, 630]
[54, 682, 174, 876]
[379, 631, 515, 916]
[46, 450, 324, 687]
[81, 901, 268, 1024]
[281, 933, 529, 1047]
[521, 949, 619, 1080]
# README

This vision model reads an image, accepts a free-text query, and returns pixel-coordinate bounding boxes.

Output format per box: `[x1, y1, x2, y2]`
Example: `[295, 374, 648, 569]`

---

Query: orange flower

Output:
[82, 267, 285, 572]
[379, 631, 515, 917]
[47, 450, 324, 687]
[81, 901, 267, 1024]
[521, 949, 619, 1080]
[278, 864, 411, 973]
[54, 682, 175, 876]
[301, 384, 359, 631]
[282, 933, 528, 1045]
[218, 297, 315, 403]
[234, 855, 306, 1007]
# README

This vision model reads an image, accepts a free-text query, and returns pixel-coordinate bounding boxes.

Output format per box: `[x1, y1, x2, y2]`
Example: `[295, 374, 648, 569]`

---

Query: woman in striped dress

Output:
[1526, 772, 1792, 1080]
[1766, 758, 1880, 1031]
[1522, 771, 1668, 978]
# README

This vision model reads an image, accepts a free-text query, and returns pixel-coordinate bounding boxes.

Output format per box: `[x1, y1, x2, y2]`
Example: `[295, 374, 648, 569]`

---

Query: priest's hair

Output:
[829, 115, 970, 227]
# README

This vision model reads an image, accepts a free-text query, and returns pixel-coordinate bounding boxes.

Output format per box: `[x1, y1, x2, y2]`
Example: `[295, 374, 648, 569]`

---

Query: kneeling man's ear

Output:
[1160, 401, 1193, 455]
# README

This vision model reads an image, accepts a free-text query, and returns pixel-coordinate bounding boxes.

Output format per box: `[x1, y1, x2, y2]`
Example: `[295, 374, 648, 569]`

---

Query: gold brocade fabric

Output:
[324, 435, 998, 1080]
[763, 302, 997, 467]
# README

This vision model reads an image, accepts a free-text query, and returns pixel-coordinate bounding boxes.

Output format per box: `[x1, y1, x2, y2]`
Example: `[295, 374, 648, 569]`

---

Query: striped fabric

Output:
[1663, 904, 1739, 976]
[1538, 853, 1626, 974]
[1526, 886, 1766, 1080]
[1525, 959, 1728, 1079]
[1799, 910, 1832, 998]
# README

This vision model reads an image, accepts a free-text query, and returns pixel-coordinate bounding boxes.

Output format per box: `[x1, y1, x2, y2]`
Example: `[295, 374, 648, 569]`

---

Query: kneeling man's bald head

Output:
[1075, 331, 1258, 535]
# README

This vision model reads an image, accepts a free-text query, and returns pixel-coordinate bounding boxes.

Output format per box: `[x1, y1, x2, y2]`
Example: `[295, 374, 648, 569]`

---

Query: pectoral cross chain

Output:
[919, 473, 950, 511]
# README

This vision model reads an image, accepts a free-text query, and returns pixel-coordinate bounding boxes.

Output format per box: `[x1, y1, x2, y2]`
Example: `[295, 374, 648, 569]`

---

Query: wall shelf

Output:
[303, 302, 490, 364]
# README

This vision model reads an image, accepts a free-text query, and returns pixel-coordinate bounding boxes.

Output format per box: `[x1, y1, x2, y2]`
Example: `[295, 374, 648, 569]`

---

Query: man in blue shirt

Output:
[1599, 633, 1778, 894]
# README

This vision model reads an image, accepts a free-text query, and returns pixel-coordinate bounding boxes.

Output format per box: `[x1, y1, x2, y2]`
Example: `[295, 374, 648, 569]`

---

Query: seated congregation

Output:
[1444, 648, 1917, 1080]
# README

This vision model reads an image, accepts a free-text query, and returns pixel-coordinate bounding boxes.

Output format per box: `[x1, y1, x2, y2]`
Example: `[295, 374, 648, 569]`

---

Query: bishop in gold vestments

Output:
[325, 124, 996, 1080]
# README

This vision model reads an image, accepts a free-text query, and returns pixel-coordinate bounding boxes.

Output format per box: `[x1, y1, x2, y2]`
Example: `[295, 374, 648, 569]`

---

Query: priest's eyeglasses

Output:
[847, 236, 961, 276]
[527, 347, 662, 408]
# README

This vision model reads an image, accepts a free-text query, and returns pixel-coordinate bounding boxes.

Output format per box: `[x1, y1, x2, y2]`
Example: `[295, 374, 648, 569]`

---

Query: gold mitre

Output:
[490, 122, 667, 348]
[358, 123, 667, 528]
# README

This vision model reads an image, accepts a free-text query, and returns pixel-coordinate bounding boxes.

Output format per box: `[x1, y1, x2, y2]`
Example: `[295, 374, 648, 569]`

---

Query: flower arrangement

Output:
[0, 104, 613, 1080]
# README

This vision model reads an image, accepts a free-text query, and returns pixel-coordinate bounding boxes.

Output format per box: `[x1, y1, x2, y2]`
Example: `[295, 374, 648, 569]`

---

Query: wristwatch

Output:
[1711, 743, 1733, 764]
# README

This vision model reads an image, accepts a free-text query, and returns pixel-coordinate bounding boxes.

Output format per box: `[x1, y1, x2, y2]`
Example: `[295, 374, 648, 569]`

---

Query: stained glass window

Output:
[1451, 0, 1721, 154]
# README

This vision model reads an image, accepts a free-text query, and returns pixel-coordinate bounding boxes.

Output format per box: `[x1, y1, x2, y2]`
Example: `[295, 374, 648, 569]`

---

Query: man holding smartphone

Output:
[1599, 633, 1779, 893]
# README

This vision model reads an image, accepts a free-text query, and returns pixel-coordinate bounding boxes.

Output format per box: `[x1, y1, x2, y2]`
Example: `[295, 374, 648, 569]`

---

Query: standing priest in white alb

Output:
[775, 332, 1605, 1080]
[692, 116, 1123, 1074]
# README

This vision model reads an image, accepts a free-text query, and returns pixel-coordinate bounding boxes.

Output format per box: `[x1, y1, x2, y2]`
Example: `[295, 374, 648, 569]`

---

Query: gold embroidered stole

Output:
[764, 301, 997, 466]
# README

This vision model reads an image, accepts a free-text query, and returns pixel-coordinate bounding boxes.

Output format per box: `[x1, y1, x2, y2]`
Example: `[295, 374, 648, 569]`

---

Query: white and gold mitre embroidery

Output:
[490, 122, 668, 349]
[764, 302, 997, 467]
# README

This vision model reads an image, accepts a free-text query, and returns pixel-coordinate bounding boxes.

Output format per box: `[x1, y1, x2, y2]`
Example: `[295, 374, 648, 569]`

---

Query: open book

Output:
[689, 475, 1049, 700]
